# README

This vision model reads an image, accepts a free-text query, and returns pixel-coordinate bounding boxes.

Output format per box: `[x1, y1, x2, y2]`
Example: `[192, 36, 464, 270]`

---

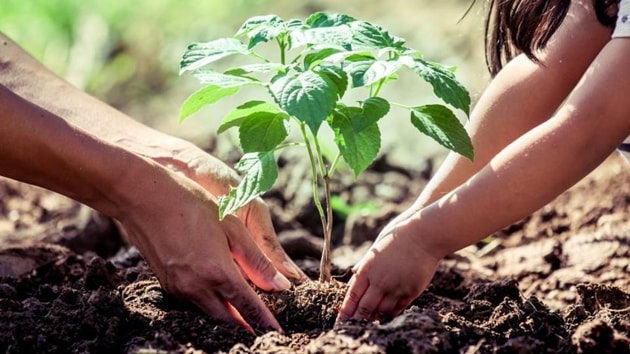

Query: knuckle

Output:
[356, 306, 372, 319]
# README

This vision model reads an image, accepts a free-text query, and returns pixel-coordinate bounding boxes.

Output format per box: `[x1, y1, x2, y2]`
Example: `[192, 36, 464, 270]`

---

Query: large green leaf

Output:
[330, 110, 381, 176]
[219, 101, 283, 133]
[410, 104, 473, 160]
[350, 21, 406, 50]
[239, 112, 288, 152]
[218, 152, 278, 218]
[305, 12, 356, 28]
[224, 63, 285, 76]
[316, 64, 348, 99]
[235, 15, 287, 49]
[270, 71, 338, 133]
[236, 15, 284, 36]
[192, 70, 259, 87]
[303, 48, 342, 69]
[289, 26, 353, 50]
[356, 97, 390, 131]
[344, 59, 401, 87]
[179, 85, 240, 122]
[180, 38, 249, 74]
[412, 59, 471, 115]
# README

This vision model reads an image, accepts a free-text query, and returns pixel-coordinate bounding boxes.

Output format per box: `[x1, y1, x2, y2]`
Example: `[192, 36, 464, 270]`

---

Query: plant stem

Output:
[372, 79, 386, 97]
[299, 123, 330, 282]
[321, 172, 334, 283]
[313, 135, 334, 283]
[328, 151, 342, 177]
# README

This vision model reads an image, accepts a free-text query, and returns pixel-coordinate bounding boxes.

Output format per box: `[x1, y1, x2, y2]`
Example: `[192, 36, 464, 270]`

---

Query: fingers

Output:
[222, 215, 292, 292]
[374, 297, 403, 322]
[337, 274, 410, 324]
[337, 275, 368, 322]
[189, 274, 282, 333]
[220, 278, 283, 333]
[241, 200, 308, 282]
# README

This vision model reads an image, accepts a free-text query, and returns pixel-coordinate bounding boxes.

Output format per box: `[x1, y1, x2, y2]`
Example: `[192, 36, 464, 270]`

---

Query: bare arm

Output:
[413, 0, 612, 210]
[339, 0, 628, 322]
[0, 32, 306, 332]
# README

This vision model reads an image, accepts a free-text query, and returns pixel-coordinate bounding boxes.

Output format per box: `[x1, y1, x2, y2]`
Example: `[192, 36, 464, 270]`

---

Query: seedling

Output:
[179, 12, 473, 282]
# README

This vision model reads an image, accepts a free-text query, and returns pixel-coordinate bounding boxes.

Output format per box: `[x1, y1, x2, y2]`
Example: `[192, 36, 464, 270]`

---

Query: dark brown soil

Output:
[1, 152, 629, 353]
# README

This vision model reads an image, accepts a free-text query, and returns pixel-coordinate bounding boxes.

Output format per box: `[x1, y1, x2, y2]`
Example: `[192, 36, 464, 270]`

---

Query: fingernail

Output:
[272, 272, 291, 291]
[283, 261, 305, 280]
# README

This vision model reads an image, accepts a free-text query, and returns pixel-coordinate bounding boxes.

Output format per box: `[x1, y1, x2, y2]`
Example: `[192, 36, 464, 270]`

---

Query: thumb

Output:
[240, 199, 308, 282]
[222, 215, 292, 292]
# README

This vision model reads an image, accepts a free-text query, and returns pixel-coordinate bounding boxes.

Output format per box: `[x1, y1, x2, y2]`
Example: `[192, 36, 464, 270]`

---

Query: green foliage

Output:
[179, 12, 473, 219]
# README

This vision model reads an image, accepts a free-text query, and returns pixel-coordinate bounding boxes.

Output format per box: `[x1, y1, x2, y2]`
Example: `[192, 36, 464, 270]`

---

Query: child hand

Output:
[337, 217, 443, 322]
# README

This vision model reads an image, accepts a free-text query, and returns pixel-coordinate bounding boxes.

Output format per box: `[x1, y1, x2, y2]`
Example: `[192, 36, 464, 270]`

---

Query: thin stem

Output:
[372, 78, 386, 97]
[312, 131, 335, 282]
[327, 151, 342, 177]
[277, 38, 286, 65]
[312, 131, 328, 179]
[390, 101, 412, 109]
[250, 51, 270, 63]
[321, 172, 334, 282]
[275, 141, 303, 151]
[299, 122, 328, 257]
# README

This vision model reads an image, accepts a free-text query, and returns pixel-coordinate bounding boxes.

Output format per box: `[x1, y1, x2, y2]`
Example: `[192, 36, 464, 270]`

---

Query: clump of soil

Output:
[260, 279, 348, 333]
[1, 153, 630, 353]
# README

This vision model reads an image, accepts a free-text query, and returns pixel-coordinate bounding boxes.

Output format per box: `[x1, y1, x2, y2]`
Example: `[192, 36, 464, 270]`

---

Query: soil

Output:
[0, 152, 629, 353]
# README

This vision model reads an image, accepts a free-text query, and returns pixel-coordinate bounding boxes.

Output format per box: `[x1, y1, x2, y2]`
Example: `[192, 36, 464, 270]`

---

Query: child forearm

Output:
[416, 40, 630, 257]
[414, 4, 611, 210]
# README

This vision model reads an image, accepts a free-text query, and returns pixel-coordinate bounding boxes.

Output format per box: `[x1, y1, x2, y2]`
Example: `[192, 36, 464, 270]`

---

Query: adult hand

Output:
[117, 157, 293, 333]
[336, 216, 442, 323]
[153, 142, 308, 282]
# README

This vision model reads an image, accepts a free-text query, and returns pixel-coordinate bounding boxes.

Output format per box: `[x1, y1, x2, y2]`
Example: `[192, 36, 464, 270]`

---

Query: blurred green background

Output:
[1, 0, 489, 168]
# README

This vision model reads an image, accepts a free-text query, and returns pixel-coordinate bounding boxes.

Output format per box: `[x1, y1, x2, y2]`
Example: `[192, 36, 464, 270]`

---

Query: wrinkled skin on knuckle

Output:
[165, 261, 231, 299]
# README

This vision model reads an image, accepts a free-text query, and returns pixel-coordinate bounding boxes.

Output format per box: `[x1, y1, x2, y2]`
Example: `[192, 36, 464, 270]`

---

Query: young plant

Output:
[179, 12, 473, 282]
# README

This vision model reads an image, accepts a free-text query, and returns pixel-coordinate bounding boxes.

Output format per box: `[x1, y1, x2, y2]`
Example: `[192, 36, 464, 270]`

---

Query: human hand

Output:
[336, 216, 443, 323]
[147, 140, 307, 282]
[117, 159, 295, 333]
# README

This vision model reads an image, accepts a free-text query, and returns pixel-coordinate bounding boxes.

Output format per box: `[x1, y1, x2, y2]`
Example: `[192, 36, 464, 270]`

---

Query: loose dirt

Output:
[0, 153, 628, 353]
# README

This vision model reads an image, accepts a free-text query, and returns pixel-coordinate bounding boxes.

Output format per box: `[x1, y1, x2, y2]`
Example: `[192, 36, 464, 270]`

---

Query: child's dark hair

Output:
[479, 0, 619, 76]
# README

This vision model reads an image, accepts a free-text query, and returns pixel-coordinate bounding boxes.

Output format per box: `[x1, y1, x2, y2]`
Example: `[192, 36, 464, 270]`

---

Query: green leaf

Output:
[306, 12, 356, 28]
[344, 59, 401, 87]
[180, 38, 249, 74]
[357, 97, 390, 131]
[289, 26, 353, 50]
[239, 112, 289, 152]
[235, 15, 286, 49]
[225, 63, 285, 76]
[270, 71, 338, 133]
[316, 64, 348, 99]
[330, 110, 381, 176]
[218, 152, 278, 218]
[412, 59, 471, 115]
[219, 101, 283, 133]
[303, 48, 341, 68]
[350, 21, 406, 50]
[179, 85, 240, 122]
[192, 70, 259, 87]
[236, 15, 283, 37]
[410, 104, 473, 160]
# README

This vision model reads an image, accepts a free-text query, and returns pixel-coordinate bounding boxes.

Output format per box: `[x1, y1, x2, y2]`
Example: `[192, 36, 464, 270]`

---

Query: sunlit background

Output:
[1, 0, 490, 169]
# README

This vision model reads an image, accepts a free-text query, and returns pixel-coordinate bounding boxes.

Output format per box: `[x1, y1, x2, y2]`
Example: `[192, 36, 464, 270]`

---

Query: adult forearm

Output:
[0, 83, 146, 218]
[0, 33, 181, 159]
[0, 32, 238, 196]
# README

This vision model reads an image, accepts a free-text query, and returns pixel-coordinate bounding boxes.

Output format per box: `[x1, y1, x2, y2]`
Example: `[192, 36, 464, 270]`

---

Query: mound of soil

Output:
[0, 153, 629, 353]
